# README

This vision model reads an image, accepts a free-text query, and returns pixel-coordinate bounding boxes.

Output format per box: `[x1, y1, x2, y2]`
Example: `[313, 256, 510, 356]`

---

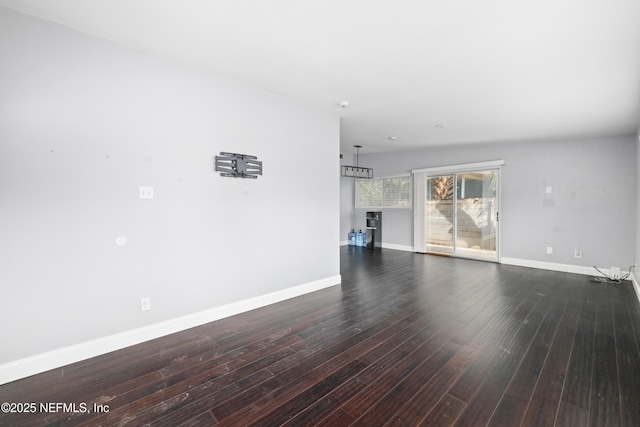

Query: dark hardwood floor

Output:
[2, 246, 640, 426]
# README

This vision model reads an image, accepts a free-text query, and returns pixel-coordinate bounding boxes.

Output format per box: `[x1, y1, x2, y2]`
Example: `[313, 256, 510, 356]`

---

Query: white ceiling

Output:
[1, 0, 639, 154]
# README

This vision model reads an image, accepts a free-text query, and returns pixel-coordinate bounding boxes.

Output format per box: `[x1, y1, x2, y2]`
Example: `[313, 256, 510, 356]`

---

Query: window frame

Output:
[355, 174, 413, 210]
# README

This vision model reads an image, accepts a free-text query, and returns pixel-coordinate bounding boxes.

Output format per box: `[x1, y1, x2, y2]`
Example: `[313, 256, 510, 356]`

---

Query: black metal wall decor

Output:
[215, 152, 262, 179]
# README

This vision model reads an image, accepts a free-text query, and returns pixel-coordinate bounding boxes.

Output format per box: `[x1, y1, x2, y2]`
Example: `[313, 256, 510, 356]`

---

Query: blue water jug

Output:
[348, 229, 356, 246]
[357, 230, 365, 247]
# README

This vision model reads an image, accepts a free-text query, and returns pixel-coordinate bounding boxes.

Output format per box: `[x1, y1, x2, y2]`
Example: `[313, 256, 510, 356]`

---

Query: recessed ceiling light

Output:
[435, 123, 447, 128]
[339, 101, 349, 108]
[388, 136, 397, 141]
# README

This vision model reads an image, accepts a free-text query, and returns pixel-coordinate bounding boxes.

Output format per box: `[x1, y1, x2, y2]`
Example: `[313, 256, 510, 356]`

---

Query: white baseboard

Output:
[631, 272, 640, 303]
[501, 257, 630, 278]
[0, 275, 341, 386]
[501, 258, 597, 275]
[341, 242, 414, 252]
[381, 243, 415, 252]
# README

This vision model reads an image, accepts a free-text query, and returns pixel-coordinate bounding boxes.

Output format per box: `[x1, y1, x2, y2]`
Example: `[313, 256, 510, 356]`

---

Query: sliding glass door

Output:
[426, 170, 499, 261]
[426, 175, 455, 255]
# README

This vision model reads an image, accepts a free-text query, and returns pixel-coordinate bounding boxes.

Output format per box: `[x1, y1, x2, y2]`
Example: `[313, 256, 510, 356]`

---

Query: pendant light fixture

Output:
[341, 145, 373, 179]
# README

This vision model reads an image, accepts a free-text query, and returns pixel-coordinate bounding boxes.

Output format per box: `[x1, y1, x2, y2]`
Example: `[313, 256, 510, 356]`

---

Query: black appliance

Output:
[366, 211, 382, 250]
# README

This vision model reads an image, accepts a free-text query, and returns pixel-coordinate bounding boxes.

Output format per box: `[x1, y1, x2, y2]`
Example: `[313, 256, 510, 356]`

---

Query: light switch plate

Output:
[139, 186, 154, 199]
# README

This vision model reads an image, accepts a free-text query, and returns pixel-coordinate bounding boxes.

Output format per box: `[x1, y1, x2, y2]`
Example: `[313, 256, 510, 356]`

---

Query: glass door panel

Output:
[426, 175, 454, 255]
[454, 171, 497, 261]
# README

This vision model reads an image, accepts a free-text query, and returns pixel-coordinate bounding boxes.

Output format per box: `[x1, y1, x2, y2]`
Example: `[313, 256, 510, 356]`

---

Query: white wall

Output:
[636, 129, 640, 274]
[0, 7, 340, 375]
[634, 128, 640, 301]
[347, 136, 636, 269]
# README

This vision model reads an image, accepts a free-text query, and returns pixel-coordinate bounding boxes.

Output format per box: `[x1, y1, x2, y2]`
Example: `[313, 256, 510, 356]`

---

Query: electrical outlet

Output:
[546, 246, 553, 255]
[610, 267, 621, 280]
[139, 186, 154, 199]
[140, 297, 151, 312]
[574, 249, 582, 259]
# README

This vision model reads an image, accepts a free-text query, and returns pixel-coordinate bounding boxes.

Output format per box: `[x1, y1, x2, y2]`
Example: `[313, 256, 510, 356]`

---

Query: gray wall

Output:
[344, 135, 636, 268]
[0, 7, 340, 364]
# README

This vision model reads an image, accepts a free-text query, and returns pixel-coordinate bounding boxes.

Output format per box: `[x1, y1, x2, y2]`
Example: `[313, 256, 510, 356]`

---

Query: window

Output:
[355, 175, 412, 209]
